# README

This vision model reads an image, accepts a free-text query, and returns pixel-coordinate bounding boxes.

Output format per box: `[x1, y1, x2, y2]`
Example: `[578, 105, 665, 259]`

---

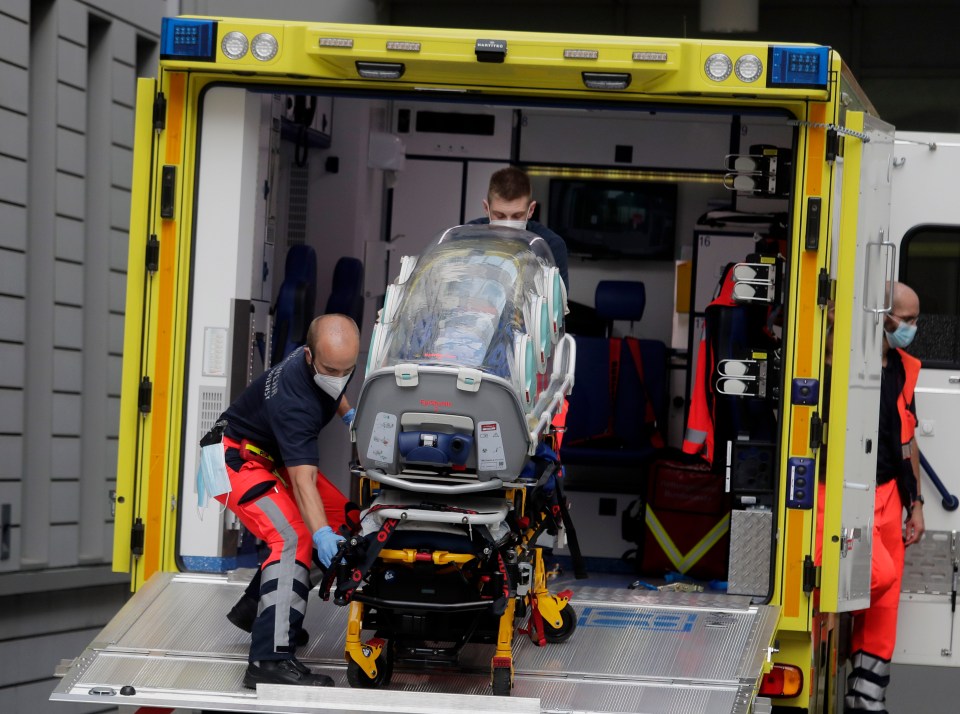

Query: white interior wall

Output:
[307, 97, 388, 492]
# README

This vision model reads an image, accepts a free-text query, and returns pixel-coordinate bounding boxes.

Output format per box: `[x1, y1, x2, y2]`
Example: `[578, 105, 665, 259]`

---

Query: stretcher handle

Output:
[372, 471, 505, 494]
[317, 539, 351, 602]
[919, 451, 960, 511]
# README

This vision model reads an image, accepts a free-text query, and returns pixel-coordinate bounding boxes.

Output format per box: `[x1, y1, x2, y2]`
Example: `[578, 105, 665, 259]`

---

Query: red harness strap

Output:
[623, 337, 665, 449]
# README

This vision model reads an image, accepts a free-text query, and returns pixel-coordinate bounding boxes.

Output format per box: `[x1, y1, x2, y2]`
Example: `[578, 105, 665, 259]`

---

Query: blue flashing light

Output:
[160, 18, 218, 62]
[767, 46, 829, 89]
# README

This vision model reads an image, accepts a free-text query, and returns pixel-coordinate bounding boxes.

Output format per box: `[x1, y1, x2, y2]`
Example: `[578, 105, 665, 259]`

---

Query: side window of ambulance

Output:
[900, 226, 960, 369]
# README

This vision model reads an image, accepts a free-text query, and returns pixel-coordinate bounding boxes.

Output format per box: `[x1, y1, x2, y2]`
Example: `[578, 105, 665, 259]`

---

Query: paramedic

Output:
[213, 313, 359, 688]
[470, 166, 570, 290]
[845, 281, 925, 714]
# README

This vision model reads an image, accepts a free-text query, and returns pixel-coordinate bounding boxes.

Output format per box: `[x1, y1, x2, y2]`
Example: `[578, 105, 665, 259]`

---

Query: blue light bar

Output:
[767, 46, 829, 89]
[160, 18, 218, 62]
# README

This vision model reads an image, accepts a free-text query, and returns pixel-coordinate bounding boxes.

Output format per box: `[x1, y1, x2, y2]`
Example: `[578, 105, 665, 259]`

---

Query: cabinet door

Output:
[388, 159, 464, 272]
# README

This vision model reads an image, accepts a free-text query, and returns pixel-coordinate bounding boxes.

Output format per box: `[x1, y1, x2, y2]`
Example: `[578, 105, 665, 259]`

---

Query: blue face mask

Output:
[885, 320, 917, 349]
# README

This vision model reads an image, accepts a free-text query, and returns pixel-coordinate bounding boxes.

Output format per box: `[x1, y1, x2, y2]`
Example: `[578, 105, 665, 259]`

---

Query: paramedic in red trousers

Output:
[845, 281, 925, 714]
[214, 314, 359, 688]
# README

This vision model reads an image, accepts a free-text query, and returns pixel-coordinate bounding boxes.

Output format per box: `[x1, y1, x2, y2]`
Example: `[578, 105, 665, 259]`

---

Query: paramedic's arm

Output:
[287, 464, 329, 534]
[904, 436, 925, 547]
[337, 397, 355, 424]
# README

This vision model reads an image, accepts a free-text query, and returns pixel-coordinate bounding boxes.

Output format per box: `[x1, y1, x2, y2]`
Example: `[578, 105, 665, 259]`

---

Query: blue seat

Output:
[560, 281, 667, 467]
[271, 244, 318, 364]
[325, 256, 364, 327]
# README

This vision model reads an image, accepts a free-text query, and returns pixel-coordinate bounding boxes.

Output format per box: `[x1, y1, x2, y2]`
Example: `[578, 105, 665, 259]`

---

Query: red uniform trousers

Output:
[853, 479, 905, 659]
[844, 479, 904, 713]
[216, 437, 347, 662]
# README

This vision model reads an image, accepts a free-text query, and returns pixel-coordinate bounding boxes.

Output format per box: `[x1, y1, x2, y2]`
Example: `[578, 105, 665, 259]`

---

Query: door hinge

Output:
[826, 128, 840, 162]
[804, 196, 822, 250]
[131, 517, 145, 556]
[138, 376, 152, 414]
[810, 411, 823, 450]
[817, 268, 831, 306]
[153, 92, 166, 131]
[802, 554, 819, 593]
[145, 234, 160, 273]
[160, 166, 176, 219]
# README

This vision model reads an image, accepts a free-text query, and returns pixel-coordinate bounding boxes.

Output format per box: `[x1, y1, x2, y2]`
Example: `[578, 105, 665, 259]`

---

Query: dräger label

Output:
[476, 421, 506, 471]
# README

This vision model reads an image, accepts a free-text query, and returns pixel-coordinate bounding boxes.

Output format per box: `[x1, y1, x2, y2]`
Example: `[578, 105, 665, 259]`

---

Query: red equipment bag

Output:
[634, 456, 731, 581]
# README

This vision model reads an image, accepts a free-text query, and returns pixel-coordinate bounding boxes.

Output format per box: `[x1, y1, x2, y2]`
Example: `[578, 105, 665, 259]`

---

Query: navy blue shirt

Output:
[468, 217, 569, 290]
[221, 346, 342, 468]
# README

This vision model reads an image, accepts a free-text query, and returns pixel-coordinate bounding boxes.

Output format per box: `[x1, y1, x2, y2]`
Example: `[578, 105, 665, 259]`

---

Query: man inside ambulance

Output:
[470, 166, 570, 291]
[201, 314, 359, 688]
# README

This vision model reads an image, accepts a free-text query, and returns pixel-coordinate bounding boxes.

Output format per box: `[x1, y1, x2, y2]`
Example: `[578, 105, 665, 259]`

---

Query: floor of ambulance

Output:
[53, 561, 774, 714]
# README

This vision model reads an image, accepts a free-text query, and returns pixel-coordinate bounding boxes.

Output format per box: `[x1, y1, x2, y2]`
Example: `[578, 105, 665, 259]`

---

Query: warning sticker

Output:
[476, 420, 506, 471]
[367, 412, 398, 464]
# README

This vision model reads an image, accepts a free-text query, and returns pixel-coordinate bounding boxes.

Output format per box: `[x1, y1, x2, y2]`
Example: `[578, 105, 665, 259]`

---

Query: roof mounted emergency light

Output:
[356, 61, 405, 80]
[767, 46, 829, 88]
[160, 18, 217, 62]
[221, 31, 247, 60]
[735, 54, 763, 82]
[250, 33, 279, 61]
[704, 53, 733, 81]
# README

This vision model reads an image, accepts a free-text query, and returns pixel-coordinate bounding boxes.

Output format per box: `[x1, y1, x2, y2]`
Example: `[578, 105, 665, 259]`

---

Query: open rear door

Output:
[820, 112, 896, 612]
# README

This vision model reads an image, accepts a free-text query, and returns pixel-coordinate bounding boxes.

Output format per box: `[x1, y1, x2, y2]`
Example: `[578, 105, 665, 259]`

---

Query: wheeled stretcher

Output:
[321, 225, 580, 695]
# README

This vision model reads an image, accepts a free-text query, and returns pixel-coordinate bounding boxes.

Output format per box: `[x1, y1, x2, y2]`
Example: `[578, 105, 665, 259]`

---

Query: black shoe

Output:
[226, 594, 258, 631]
[227, 595, 310, 647]
[243, 658, 334, 688]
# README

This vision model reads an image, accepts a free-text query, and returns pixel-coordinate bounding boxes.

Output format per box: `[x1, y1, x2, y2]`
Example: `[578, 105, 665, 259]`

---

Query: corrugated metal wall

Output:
[0, 1, 164, 710]
[0, 3, 378, 711]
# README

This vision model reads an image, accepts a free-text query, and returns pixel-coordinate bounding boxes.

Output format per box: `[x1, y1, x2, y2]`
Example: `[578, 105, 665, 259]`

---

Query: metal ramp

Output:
[51, 572, 779, 714]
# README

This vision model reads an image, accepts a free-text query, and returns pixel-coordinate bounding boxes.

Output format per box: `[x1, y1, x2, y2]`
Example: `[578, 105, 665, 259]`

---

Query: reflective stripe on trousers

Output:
[217, 484, 313, 661]
[845, 650, 891, 714]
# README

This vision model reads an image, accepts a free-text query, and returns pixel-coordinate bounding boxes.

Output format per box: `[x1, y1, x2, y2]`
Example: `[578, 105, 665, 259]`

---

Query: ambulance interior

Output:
[181, 84, 797, 604]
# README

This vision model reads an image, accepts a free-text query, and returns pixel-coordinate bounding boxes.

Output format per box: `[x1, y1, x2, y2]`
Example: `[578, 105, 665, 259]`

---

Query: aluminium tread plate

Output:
[51, 572, 778, 714]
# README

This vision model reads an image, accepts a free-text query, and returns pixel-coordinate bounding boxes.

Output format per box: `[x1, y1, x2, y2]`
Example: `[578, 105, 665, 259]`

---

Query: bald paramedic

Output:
[203, 314, 359, 688]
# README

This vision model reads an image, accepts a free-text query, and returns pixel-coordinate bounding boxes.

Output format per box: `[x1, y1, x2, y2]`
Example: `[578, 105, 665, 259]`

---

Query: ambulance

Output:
[49, 14, 960, 714]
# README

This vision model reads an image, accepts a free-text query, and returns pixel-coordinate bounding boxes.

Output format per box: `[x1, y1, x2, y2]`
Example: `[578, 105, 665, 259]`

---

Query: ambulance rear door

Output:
[820, 112, 896, 613]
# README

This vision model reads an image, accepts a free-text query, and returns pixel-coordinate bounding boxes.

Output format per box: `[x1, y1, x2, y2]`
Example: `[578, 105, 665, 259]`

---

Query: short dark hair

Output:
[488, 167, 532, 203]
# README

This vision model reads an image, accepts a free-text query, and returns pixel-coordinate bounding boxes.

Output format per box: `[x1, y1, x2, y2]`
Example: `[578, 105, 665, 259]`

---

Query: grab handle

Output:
[919, 451, 960, 511]
[862, 230, 896, 324]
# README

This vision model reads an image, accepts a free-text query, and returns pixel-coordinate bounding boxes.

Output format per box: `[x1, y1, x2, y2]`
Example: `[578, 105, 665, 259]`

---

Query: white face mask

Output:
[490, 219, 528, 230]
[313, 371, 349, 400]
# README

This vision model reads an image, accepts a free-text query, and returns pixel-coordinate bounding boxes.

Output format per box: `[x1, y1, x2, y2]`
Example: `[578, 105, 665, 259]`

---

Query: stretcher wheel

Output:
[543, 605, 577, 643]
[492, 666, 512, 696]
[346, 645, 394, 688]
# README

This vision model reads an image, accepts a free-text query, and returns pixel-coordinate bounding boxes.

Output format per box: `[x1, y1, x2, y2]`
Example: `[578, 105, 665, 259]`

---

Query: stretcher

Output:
[327, 224, 579, 694]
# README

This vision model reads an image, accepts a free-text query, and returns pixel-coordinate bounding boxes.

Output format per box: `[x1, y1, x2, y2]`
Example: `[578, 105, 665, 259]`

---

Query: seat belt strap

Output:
[624, 337, 665, 449]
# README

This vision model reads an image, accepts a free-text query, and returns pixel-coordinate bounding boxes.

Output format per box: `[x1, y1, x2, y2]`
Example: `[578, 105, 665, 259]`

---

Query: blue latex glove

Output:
[341, 407, 356, 426]
[312, 525, 343, 568]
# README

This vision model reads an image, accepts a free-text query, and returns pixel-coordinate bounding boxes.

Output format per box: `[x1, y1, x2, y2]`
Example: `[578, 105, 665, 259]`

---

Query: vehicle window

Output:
[900, 226, 960, 369]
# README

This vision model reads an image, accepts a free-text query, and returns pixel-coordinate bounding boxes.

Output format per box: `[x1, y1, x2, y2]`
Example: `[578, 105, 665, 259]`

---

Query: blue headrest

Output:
[325, 256, 364, 324]
[284, 244, 317, 285]
[595, 280, 645, 322]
